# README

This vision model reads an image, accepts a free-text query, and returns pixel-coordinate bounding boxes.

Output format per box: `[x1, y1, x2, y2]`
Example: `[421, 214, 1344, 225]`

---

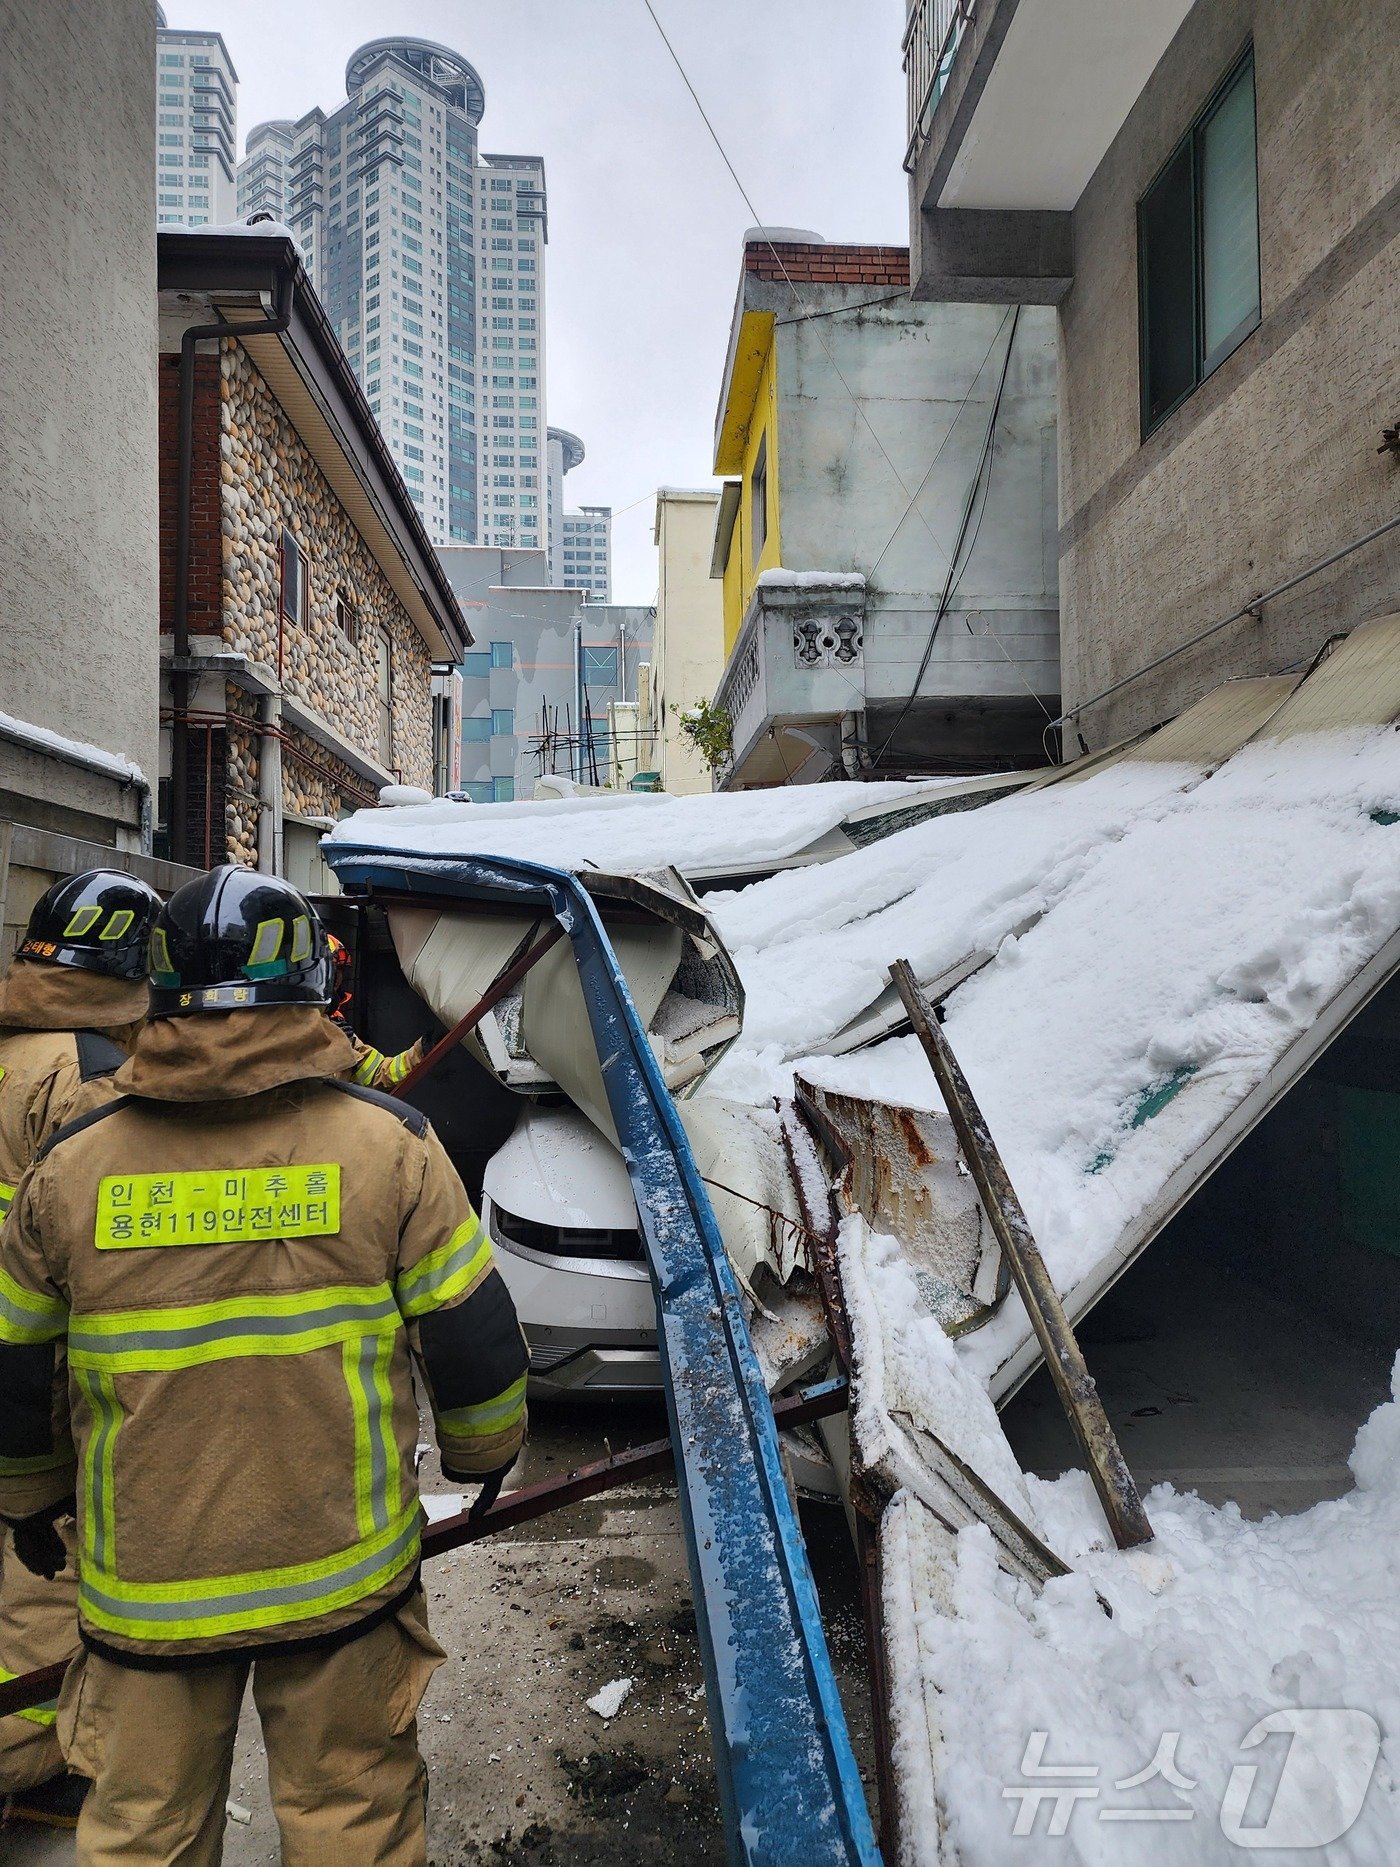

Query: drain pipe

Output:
[256, 692, 284, 875]
[171, 255, 294, 865]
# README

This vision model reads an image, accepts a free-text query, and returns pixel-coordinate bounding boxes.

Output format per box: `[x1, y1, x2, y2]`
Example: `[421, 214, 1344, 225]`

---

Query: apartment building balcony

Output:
[714, 569, 1058, 788]
[904, 0, 1192, 301]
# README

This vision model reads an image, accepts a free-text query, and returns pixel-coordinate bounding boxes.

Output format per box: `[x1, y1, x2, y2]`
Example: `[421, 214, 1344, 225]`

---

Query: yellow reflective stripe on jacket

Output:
[70, 1285, 410, 1637]
[0, 1266, 68, 1345]
[0, 1179, 15, 1219]
[77, 1502, 422, 1645]
[76, 1367, 121, 1575]
[351, 1046, 386, 1087]
[383, 1047, 416, 1086]
[0, 1447, 75, 1477]
[344, 1330, 402, 1539]
[68, 1284, 401, 1374]
[0, 1666, 57, 1727]
[439, 1373, 528, 1441]
[395, 1216, 491, 1320]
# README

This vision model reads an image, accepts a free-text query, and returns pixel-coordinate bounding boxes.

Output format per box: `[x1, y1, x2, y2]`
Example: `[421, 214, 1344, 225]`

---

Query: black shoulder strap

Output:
[73, 1029, 127, 1083]
[324, 1076, 430, 1138]
[36, 1095, 138, 1164]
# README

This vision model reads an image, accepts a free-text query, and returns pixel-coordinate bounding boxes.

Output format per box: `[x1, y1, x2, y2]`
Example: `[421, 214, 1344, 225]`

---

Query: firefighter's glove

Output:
[446, 1455, 518, 1522]
[5, 1498, 75, 1580]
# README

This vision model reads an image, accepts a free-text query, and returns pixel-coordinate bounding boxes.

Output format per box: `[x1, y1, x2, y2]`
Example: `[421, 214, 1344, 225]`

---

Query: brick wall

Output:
[157, 354, 221, 634]
[744, 243, 910, 287]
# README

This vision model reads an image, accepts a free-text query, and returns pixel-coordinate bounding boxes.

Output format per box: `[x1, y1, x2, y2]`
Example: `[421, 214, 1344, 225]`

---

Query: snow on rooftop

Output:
[188, 218, 299, 241]
[327, 779, 931, 876]
[0, 709, 147, 788]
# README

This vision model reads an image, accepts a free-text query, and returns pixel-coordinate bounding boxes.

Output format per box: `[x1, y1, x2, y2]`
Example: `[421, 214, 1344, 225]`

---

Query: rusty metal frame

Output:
[389, 919, 564, 1098]
[889, 960, 1153, 1550]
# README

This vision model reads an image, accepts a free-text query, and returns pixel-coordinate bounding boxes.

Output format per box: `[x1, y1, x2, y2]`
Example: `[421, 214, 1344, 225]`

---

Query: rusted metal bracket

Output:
[0, 1377, 851, 1722]
[389, 920, 564, 1099]
[889, 960, 1153, 1550]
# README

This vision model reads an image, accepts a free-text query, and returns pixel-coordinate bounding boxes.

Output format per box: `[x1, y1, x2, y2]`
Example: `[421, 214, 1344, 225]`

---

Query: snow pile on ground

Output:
[892, 1355, 1400, 1864]
[328, 778, 929, 875]
[707, 727, 1400, 1376]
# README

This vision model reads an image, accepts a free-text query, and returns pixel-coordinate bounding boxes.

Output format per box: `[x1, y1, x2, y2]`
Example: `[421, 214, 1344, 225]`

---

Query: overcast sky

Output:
[162, 0, 910, 602]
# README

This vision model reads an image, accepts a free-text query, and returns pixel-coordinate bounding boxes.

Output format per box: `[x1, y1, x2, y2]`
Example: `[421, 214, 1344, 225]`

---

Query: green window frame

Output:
[1138, 46, 1260, 437]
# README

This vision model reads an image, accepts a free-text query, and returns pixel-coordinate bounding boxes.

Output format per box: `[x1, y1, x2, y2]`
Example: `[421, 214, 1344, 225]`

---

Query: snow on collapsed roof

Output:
[882, 1357, 1400, 1860]
[701, 725, 1400, 1858]
[703, 725, 1400, 1376]
[326, 778, 934, 875]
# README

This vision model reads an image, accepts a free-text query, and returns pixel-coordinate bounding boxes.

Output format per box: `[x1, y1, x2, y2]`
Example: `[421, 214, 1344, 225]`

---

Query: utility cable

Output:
[642, 0, 961, 571]
[870, 304, 1025, 766]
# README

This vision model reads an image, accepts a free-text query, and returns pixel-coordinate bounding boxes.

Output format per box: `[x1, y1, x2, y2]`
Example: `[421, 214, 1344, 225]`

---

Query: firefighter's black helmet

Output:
[18, 870, 161, 982]
[148, 865, 330, 1018]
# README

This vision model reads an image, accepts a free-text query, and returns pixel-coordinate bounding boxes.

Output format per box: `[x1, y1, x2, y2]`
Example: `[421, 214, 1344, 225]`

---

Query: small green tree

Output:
[674, 698, 733, 773]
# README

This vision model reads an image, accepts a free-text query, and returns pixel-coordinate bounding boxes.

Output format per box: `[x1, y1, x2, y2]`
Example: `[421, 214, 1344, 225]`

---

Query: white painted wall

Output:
[0, 0, 160, 839]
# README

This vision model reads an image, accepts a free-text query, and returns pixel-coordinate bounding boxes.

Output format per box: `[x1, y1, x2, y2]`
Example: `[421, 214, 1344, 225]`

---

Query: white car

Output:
[483, 1100, 662, 1398]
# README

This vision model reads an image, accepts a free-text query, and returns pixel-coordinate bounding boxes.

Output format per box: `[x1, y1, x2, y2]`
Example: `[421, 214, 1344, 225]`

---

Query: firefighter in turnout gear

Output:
[0, 866, 528, 1865]
[0, 869, 159, 1828]
[326, 933, 428, 1092]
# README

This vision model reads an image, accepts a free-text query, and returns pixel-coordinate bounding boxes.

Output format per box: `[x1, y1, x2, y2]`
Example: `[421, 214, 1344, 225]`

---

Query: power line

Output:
[641, 0, 961, 572]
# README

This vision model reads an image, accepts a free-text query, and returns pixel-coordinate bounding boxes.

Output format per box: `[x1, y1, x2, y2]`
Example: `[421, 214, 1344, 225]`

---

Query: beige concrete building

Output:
[905, 0, 1400, 748]
[647, 491, 727, 796]
[0, 0, 182, 953]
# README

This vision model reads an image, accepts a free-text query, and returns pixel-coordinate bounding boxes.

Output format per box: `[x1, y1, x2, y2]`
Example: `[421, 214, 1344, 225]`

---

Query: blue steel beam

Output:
[327, 847, 880, 1867]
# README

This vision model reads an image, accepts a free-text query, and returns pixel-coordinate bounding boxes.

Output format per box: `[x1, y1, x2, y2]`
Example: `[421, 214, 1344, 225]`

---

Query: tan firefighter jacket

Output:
[344, 1029, 427, 1093]
[0, 960, 145, 1517]
[0, 1004, 528, 1665]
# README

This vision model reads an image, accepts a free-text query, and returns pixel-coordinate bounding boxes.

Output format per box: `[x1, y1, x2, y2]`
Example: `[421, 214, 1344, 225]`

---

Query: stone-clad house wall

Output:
[219, 342, 434, 791]
[160, 334, 436, 868]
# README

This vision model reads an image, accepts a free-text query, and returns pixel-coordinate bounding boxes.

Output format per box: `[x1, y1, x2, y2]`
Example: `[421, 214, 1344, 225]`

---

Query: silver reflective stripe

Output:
[69, 1292, 399, 1361]
[79, 1510, 420, 1625]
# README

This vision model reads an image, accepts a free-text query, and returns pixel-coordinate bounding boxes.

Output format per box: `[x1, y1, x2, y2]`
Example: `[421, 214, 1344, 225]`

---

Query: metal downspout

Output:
[172, 262, 294, 866]
[257, 693, 283, 875]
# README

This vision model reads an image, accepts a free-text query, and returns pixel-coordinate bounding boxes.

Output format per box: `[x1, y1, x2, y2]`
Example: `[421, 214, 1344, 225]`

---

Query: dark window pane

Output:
[1140, 141, 1197, 431]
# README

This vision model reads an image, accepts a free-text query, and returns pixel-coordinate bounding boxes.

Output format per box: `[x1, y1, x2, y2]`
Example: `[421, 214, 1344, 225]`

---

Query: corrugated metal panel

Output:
[1254, 610, 1400, 737]
[1052, 674, 1300, 782]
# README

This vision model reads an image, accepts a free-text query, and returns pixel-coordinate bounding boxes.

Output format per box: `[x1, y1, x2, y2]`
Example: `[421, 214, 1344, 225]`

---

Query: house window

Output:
[491, 708, 514, 736]
[376, 626, 394, 766]
[582, 646, 619, 688]
[335, 590, 359, 643]
[492, 777, 516, 803]
[751, 433, 769, 557]
[490, 641, 513, 669]
[1138, 48, 1259, 436]
[280, 529, 308, 626]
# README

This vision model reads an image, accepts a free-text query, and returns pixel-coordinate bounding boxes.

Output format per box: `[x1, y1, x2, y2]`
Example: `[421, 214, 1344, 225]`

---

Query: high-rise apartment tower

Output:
[155, 5, 237, 226]
[234, 38, 547, 550]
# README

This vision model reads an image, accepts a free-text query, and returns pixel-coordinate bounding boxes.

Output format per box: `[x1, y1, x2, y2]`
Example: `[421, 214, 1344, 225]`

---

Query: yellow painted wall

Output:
[718, 327, 782, 657]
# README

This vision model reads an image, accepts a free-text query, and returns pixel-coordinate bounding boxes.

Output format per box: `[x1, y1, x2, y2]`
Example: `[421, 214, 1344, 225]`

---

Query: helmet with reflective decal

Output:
[148, 865, 330, 1017]
[18, 869, 161, 982]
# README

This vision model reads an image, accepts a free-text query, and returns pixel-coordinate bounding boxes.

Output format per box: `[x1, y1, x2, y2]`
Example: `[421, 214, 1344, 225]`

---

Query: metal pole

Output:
[0, 1377, 851, 1721]
[389, 921, 564, 1099]
[889, 960, 1153, 1549]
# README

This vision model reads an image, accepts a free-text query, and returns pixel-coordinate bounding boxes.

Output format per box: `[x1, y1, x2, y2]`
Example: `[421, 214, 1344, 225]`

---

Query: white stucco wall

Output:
[653, 491, 725, 797]
[0, 0, 159, 839]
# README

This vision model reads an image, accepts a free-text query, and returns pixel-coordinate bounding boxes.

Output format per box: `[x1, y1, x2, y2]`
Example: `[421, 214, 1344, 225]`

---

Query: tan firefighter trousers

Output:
[0, 1519, 80, 1793]
[56, 1592, 445, 1867]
